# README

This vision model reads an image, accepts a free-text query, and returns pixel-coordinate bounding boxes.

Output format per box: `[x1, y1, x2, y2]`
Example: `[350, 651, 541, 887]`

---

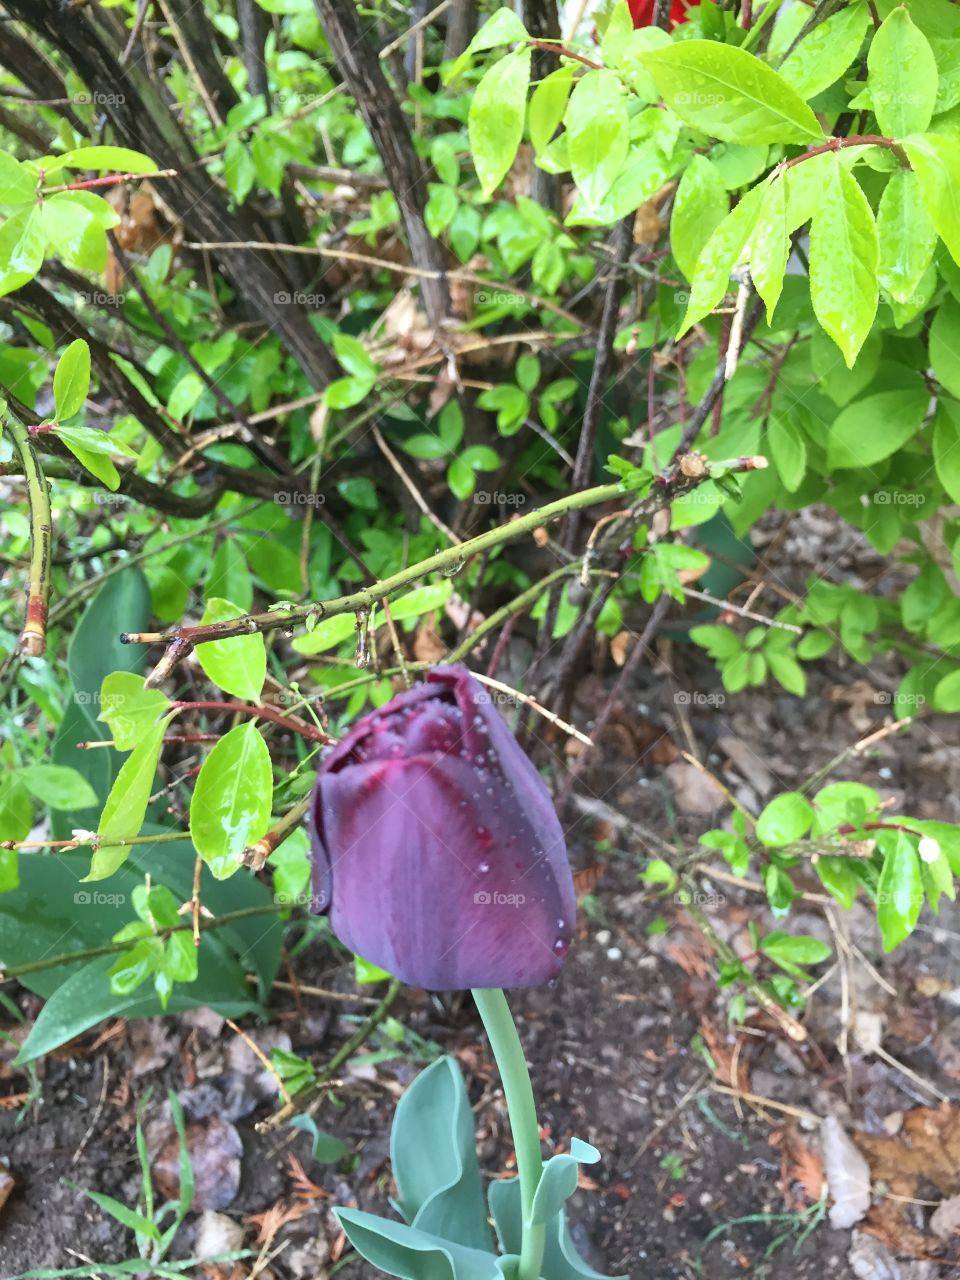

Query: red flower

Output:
[628, 0, 693, 27]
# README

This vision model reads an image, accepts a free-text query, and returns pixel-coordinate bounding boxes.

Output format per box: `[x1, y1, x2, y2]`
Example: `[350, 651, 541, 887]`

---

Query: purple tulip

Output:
[309, 664, 576, 990]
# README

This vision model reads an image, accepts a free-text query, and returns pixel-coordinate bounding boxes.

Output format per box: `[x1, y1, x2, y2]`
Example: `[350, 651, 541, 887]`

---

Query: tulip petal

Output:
[316, 752, 574, 990]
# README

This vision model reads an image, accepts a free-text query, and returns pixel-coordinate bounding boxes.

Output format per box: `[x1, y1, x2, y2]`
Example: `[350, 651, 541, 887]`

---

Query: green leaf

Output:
[902, 133, 960, 266]
[337, 1209, 505, 1280]
[0, 776, 31, 844]
[53, 338, 91, 421]
[933, 401, 960, 503]
[0, 846, 17, 893]
[291, 612, 356, 655]
[424, 185, 459, 237]
[827, 385, 929, 469]
[387, 581, 453, 625]
[529, 65, 574, 154]
[190, 721, 273, 879]
[19, 764, 98, 811]
[934, 666, 960, 710]
[195, 597, 266, 703]
[760, 931, 832, 967]
[749, 176, 789, 320]
[814, 857, 859, 909]
[876, 830, 923, 950]
[671, 155, 729, 282]
[224, 137, 256, 204]
[767, 413, 806, 492]
[55, 145, 158, 174]
[877, 170, 938, 304]
[0, 150, 38, 204]
[489, 1177, 618, 1280]
[98, 672, 172, 752]
[324, 375, 375, 409]
[289, 1115, 350, 1163]
[808, 156, 878, 367]
[74, 1187, 160, 1241]
[756, 792, 814, 846]
[929, 296, 960, 399]
[767, 651, 807, 696]
[469, 47, 531, 197]
[679, 182, 766, 334]
[531, 1139, 601, 1226]
[206, 539, 253, 611]
[391, 1057, 492, 1249]
[868, 8, 937, 137]
[462, 6, 528, 58]
[639, 41, 823, 144]
[0, 207, 44, 296]
[8, 835, 277, 1061]
[89, 718, 171, 881]
[778, 4, 871, 100]
[565, 70, 629, 207]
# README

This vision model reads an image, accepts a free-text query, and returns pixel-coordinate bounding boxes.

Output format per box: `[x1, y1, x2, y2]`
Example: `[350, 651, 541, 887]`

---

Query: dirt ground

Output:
[3, 511, 960, 1280]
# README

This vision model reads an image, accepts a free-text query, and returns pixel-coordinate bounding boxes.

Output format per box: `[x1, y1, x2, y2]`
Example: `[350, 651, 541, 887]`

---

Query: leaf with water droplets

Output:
[190, 721, 273, 879]
[809, 155, 879, 367]
[867, 7, 937, 138]
[640, 41, 823, 145]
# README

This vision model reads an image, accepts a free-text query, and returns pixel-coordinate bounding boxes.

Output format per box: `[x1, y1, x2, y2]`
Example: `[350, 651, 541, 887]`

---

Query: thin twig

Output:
[372, 424, 460, 544]
[5, 413, 51, 656]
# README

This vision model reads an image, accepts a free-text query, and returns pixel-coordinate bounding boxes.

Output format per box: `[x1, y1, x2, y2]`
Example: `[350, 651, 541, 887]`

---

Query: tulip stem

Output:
[472, 988, 546, 1280]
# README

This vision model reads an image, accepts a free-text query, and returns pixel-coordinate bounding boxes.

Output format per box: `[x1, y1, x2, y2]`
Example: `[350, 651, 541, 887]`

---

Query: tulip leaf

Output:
[195, 597, 266, 702]
[530, 1138, 601, 1227]
[489, 1177, 625, 1280]
[391, 1057, 493, 1251]
[336, 1209, 511, 1280]
[190, 720, 273, 879]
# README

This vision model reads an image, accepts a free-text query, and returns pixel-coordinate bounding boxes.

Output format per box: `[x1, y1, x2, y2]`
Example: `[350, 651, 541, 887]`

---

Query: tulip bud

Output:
[309, 664, 576, 990]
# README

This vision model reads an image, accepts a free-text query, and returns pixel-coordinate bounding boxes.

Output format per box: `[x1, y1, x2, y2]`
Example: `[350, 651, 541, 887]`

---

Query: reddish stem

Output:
[776, 135, 907, 175]
[173, 700, 329, 743]
[837, 820, 922, 838]
[525, 38, 602, 70]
